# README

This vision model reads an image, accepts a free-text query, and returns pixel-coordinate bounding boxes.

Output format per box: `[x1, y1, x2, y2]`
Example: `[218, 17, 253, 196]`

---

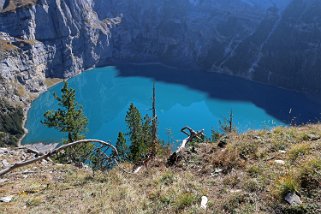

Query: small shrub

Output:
[223, 174, 240, 188]
[243, 178, 261, 192]
[155, 140, 171, 158]
[223, 193, 248, 213]
[270, 140, 287, 152]
[174, 192, 196, 210]
[298, 158, 321, 191]
[219, 110, 237, 134]
[301, 133, 310, 141]
[0, 40, 18, 52]
[26, 197, 42, 207]
[272, 127, 284, 136]
[288, 143, 310, 161]
[237, 141, 258, 159]
[274, 175, 300, 200]
[160, 171, 175, 185]
[211, 129, 221, 142]
[159, 194, 172, 205]
[246, 164, 263, 178]
[212, 144, 245, 172]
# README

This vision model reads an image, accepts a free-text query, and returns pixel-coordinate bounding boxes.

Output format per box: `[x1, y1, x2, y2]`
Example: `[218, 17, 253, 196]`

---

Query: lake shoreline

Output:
[18, 78, 64, 146]
[18, 62, 172, 145]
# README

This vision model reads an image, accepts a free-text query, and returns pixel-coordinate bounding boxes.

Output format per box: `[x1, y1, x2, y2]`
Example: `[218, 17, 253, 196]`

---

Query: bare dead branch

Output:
[0, 139, 118, 177]
[167, 127, 204, 166]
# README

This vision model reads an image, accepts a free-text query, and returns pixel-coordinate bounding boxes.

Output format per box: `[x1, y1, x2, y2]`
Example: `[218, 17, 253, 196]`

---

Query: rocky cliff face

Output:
[94, 0, 321, 94]
[0, 0, 120, 102]
[0, 0, 118, 145]
[0, 0, 321, 144]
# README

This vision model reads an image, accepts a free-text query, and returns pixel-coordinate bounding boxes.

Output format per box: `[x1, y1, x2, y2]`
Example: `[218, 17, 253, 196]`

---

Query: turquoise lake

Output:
[22, 64, 321, 147]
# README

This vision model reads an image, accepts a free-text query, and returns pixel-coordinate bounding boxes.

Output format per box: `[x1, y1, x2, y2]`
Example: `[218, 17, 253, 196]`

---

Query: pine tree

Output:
[125, 103, 143, 162]
[42, 81, 92, 163]
[114, 132, 128, 161]
[219, 110, 236, 134]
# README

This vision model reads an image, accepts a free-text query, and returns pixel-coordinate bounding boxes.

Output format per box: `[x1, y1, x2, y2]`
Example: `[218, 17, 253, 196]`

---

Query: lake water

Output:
[22, 64, 321, 147]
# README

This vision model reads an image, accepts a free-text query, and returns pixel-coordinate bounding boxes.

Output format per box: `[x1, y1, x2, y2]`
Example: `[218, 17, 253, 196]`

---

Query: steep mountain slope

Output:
[0, 0, 118, 145]
[1, 125, 320, 213]
[253, 0, 321, 93]
[93, 0, 321, 94]
[3, 0, 320, 102]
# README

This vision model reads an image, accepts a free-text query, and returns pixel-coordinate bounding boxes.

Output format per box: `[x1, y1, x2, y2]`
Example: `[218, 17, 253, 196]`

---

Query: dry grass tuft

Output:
[0, 40, 17, 52]
[273, 174, 300, 200]
[298, 157, 321, 191]
[288, 143, 311, 162]
[44, 78, 63, 88]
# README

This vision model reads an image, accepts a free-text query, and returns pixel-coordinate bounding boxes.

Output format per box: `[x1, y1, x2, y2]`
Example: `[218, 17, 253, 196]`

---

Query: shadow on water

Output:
[114, 63, 321, 125]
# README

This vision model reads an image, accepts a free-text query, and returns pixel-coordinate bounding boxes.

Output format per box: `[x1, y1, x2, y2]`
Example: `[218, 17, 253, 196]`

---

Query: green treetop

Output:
[114, 132, 128, 161]
[125, 103, 143, 162]
[42, 81, 92, 163]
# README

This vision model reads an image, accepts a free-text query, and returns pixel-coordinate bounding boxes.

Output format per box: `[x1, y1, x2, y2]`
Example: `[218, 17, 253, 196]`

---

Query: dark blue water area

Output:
[22, 64, 321, 149]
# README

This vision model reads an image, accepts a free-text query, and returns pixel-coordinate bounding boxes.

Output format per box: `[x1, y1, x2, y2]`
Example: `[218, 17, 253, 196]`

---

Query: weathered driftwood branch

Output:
[167, 127, 204, 166]
[176, 137, 189, 154]
[21, 143, 59, 156]
[178, 126, 204, 152]
[0, 139, 118, 177]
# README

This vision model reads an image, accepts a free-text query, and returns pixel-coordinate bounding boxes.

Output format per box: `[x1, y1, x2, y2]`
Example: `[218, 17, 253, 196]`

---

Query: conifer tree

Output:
[114, 132, 128, 161]
[42, 81, 92, 163]
[125, 103, 143, 162]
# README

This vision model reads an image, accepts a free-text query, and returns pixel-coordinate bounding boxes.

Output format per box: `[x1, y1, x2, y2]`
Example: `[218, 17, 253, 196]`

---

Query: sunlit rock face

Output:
[0, 0, 118, 106]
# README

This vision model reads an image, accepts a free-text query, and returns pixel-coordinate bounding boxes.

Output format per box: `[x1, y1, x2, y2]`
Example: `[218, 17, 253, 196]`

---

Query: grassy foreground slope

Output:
[0, 125, 320, 213]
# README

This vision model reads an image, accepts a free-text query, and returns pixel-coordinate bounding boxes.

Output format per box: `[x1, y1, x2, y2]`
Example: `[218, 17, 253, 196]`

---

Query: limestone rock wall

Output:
[0, 0, 117, 106]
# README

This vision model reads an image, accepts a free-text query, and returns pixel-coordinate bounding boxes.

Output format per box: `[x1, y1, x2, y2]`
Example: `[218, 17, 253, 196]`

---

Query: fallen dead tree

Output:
[0, 139, 120, 177]
[1, 127, 205, 176]
[167, 126, 204, 166]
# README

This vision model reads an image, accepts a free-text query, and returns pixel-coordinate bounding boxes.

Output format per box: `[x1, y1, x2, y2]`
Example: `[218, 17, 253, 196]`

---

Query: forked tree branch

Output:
[167, 127, 204, 166]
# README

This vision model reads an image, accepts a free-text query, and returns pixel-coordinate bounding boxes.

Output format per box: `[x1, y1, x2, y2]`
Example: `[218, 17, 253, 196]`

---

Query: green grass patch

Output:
[274, 175, 300, 200]
[174, 192, 197, 210]
[288, 143, 310, 161]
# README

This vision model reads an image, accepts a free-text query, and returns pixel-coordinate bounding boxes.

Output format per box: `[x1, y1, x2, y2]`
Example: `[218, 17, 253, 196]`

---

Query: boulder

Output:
[285, 192, 302, 205]
[2, 159, 10, 167]
[307, 134, 320, 141]
[274, 160, 285, 165]
[0, 196, 13, 203]
[200, 196, 208, 209]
